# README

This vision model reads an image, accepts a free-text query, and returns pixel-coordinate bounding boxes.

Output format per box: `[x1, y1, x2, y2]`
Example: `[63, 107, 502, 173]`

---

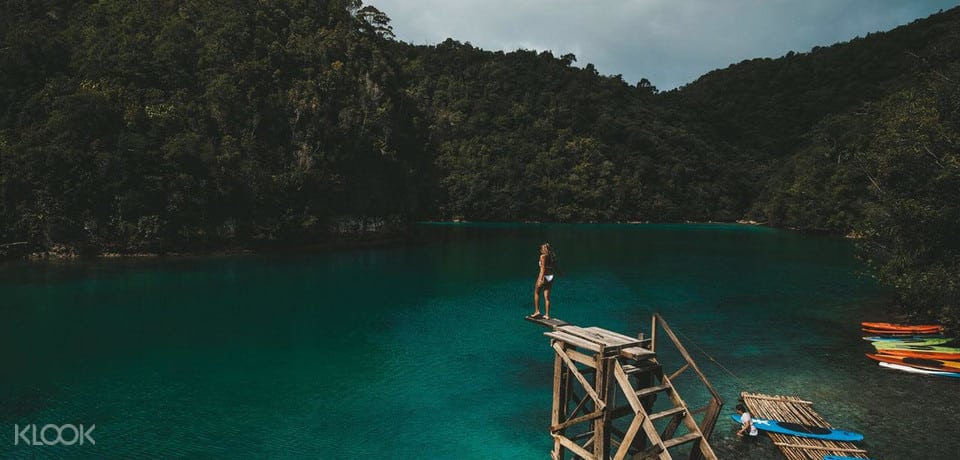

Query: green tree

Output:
[857, 73, 960, 328]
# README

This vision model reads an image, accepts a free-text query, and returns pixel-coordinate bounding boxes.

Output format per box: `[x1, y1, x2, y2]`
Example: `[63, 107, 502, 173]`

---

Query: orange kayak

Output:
[877, 349, 960, 360]
[866, 353, 960, 371]
[861, 322, 943, 333]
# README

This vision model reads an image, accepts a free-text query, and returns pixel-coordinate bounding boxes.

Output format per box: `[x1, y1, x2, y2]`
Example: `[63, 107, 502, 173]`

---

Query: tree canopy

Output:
[1, 1, 958, 326]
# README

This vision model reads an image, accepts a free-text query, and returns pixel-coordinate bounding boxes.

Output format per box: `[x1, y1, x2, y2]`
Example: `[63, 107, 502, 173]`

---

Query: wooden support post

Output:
[551, 340, 567, 460]
[650, 315, 658, 353]
[594, 354, 613, 459]
[690, 400, 721, 460]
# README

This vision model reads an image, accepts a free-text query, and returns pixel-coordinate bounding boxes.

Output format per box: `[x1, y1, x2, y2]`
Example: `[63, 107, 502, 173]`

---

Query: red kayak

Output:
[861, 322, 943, 334]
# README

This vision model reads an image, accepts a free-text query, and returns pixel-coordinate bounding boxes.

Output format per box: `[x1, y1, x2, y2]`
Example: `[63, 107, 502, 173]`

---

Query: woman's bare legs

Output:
[543, 287, 551, 319]
[532, 285, 542, 316]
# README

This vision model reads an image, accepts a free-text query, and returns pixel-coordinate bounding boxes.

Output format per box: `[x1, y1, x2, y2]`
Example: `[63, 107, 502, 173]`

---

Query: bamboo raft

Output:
[740, 392, 870, 459]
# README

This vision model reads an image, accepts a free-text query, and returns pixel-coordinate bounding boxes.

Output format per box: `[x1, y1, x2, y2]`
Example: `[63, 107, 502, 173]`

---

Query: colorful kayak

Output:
[874, 342, 960, 359]
[861, 322, 942, 333]
[729, 415, 864, 442]
[877, 348, 960, 360]
[872, 343, 960, 352]
[879, 361, 960, 378]
[862, 335, 948, 343]
[862, 329, 941, 337]
[865, 353, 960, 371]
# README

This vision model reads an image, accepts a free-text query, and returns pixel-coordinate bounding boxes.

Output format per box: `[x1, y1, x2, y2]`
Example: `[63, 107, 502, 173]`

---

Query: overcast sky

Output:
[370, 0, 958, 90]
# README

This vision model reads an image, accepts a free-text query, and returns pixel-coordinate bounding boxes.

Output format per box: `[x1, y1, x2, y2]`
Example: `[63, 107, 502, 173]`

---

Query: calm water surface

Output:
[1, 223, 957, 459]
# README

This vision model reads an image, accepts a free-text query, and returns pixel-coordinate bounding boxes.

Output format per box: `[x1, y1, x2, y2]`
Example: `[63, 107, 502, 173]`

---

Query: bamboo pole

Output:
[743, 393, 813, 404]
[772, 442, 868, 453]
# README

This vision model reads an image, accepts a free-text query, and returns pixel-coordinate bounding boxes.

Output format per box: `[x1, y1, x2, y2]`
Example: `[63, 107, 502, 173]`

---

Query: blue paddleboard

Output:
[823, 456, 873, 460]
[730, 415, 864, 442]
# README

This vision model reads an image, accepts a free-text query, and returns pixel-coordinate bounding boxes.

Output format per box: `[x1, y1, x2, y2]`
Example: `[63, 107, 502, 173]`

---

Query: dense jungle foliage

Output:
[1, 1, 957, 325]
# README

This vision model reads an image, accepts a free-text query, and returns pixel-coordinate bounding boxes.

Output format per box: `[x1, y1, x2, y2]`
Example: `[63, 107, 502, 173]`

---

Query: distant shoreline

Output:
[1, 231, 409, 262]
[3, 219, 860, 262]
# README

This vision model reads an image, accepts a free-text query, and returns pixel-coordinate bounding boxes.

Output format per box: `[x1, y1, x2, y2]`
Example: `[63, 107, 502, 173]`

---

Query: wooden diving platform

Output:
[525, 316, 656, 360]
[528, 313, 723, 460]
[740, 392, 871, 459]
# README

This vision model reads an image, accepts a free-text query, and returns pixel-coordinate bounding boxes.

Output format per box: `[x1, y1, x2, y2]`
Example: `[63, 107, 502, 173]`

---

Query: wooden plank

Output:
[556, 325, 598, 339]
[525, 315, 570, 328]
[560, 325, 646, 352]
[560, 325, 611, 343]
[551, 409, 604, 432]
[698, 400, 722, 442]
[613, 361, 644, 413]
[620, 346, 657, 360]
[546, 331, 603, 353]
[635, 383, 672, 398]
[633, 444, 665, 460]
[594, 356, 610, 459]
[667, 362, 690, 380]
[650, 315, 658, 352]
[583, 326, 648, 347]
[662, 432, 701, 449]
[612, 413, 645, 460]
[649, 406, 685, 420]
[621, 362, 659, 375]
[567, 392, 591, 421]
[569, 431, 595, 443]
[551, 343, 566, 460]
[567, 348, 599, 368]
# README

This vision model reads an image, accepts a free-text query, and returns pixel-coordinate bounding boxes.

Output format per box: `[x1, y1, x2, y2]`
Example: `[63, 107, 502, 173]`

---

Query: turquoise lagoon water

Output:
[1, 223, 957, 459]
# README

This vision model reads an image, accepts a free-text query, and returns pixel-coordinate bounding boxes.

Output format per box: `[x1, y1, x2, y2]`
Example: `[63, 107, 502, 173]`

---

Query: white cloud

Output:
[369, 0, 956, 90]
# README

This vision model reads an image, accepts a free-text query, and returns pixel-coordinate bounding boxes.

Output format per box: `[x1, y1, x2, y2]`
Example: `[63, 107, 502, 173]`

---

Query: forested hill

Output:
[1, 2, 957, 323]
[1, 0, 437, 255]
[663, 6, 960, 229]
[673, 7, 960, 157]
[397, 40, 727, 222]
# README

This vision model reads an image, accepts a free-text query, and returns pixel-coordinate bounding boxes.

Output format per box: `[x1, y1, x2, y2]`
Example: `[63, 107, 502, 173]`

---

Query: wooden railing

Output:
[649, 313, 724, 460]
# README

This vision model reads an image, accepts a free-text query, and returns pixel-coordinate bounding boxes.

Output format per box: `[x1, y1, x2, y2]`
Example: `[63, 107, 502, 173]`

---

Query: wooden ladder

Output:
[612, 359, 718, 460]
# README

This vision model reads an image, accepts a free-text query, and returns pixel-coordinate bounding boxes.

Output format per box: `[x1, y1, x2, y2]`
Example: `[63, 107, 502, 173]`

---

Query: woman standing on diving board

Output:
[532, 243, 558, 319]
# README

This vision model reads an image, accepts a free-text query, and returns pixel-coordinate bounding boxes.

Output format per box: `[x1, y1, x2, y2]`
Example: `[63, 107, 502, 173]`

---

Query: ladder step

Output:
[622, 362, 660, 375]
[635, 383, 672, 398]
[662, 432, 702, 449]
[649, 406, 686, 420]
[635, 444, 664, 459]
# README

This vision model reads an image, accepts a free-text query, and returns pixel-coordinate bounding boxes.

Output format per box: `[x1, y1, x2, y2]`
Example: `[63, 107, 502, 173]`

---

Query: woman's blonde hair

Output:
[541, 243, 556, 262]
